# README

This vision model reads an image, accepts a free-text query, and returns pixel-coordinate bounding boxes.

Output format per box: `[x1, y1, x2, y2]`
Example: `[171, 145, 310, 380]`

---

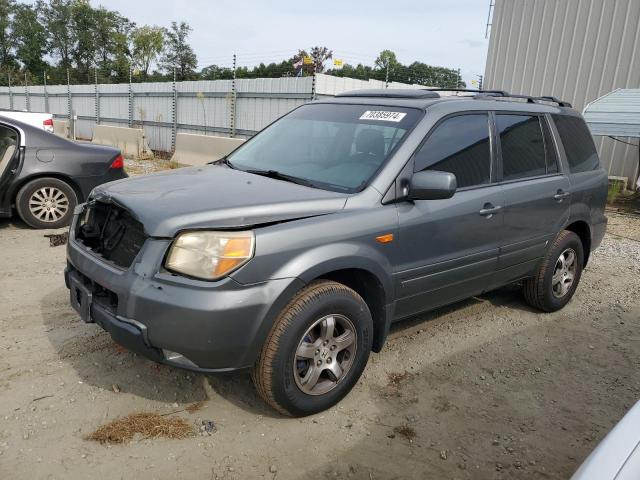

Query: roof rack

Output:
[423, 88, 572, 107]
[335, 89, 440, 99]
[424, 88, 510, 96]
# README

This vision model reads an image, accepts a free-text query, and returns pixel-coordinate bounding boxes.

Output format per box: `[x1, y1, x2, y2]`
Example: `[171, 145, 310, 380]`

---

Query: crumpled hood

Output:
[91, 165, 348, 237]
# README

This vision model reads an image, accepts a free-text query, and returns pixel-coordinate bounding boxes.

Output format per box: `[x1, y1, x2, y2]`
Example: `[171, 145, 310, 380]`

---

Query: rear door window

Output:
[551, 114, 600, 173]
[496, 114, 547, 181]
[413, 113, 492, 189]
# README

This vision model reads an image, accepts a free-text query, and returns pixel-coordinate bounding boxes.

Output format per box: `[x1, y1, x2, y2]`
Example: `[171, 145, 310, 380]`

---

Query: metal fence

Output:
[0, 74, 422, 153]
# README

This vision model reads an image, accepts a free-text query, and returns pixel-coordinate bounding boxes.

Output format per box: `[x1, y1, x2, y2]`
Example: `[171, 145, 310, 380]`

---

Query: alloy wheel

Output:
[552, 247, 577, 298]
[293, 314, 357, 395]
[28, 187, 70, 224]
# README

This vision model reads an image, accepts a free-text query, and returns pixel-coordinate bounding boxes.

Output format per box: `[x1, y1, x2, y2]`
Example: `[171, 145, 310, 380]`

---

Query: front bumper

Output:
[65, 216, 302, 372]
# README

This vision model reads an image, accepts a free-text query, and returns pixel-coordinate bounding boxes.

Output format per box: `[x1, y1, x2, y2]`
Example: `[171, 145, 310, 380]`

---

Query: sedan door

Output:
[493, 113, 571, 285]
[0, 123, 20, 216]
[394, 113, 505, 320]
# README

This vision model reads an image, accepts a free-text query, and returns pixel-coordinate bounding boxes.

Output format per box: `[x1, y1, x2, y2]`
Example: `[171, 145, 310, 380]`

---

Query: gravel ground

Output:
[0, 213, 638, 480]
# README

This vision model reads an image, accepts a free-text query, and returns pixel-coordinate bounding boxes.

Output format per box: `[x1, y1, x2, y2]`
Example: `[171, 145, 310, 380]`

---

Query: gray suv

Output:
[65, 89, 608, 416]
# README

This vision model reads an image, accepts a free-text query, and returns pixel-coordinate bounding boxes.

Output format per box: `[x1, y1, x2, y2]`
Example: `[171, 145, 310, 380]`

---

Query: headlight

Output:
[165, 231, 255, 280]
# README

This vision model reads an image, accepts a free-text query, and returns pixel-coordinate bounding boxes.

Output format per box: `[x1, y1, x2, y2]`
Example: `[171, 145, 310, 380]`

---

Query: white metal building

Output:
[484, 0, 640, 186]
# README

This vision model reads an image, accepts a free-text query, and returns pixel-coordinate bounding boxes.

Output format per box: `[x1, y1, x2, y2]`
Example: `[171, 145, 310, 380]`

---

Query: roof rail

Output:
[423, 88, 572, 108]
[424, 88, 510, 96]
[336, 89, 440, 99]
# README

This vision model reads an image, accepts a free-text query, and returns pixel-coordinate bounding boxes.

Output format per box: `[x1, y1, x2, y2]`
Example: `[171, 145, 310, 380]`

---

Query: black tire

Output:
[252, 280, 373, 416]
[523, 230, 584, 312]
[16, 177, 77, 229]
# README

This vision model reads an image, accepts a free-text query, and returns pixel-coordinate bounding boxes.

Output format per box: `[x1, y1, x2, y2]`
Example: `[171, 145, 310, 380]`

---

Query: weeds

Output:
[87, 412, 194, 444]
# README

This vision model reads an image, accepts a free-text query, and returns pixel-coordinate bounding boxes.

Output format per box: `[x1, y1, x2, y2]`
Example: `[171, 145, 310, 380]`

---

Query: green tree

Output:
[12, 3, 49, 78]
[38, 0, 74, 71]
[309, 46, 332, 73]
[70, 0, 99, 81]
[131, 25, 164, 80]
[0, 0, 16, 71]
[94, 7, 133, 81]
[160, 21, 197, 80]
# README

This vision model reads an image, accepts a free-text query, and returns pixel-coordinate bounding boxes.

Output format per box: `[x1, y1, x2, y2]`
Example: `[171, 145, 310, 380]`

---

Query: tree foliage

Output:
[131, 26, 164, 80]
[0, 4, 465, 90]
[159, 21, 197, 80]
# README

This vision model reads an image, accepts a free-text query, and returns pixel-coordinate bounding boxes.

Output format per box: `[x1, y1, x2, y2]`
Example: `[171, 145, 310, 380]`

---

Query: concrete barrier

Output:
[52, 119, 69, 138]
[170, 133, 245, 166]
[91, 125, 153, 159]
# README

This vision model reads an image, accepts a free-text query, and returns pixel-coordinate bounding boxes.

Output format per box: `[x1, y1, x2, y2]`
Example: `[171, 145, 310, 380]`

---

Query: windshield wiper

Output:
[243, 169, 317, 188]
[210, 155, 235, 169]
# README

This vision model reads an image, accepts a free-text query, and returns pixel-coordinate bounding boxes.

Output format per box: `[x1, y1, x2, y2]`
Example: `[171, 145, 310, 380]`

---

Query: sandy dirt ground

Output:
[1, 212, 639, 480]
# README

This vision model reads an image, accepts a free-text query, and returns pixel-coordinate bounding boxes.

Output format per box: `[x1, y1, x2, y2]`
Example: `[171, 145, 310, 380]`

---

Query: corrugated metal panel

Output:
[584, 88, 640, 137]
[485, 0, 640, 183]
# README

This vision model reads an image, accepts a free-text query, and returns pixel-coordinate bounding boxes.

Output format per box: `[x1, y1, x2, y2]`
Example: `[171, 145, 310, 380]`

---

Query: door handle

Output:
[553, 190, 571, 201]
[479, 204, 502, 217]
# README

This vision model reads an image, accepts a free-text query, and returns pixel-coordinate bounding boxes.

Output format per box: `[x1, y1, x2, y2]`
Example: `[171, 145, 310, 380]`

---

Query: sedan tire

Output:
[16, 177, 77, 229]
[252, 280, 373, 416]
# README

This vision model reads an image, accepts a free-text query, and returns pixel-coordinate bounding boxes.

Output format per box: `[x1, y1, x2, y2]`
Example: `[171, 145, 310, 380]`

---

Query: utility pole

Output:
[385, 63, 390, 88]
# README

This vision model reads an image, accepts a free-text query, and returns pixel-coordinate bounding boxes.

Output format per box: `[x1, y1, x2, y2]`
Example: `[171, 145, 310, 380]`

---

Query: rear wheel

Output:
[16, 177, 77, 229]
[252, 280, 373, 416]
[523, 230, 584, 312]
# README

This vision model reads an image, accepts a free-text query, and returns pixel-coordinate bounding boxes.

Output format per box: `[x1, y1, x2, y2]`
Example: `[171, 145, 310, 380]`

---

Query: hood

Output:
[91, 165, 348, 237]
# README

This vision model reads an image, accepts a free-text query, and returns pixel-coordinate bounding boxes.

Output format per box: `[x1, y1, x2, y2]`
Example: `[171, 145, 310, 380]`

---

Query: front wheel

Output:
[523, 230, 584, 312]
[252, 280, 373, 416]
[15, 177, 77, 229]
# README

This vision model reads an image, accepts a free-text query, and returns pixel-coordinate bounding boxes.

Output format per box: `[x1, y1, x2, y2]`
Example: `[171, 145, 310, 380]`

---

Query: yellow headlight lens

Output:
[165, 231, 254, 280]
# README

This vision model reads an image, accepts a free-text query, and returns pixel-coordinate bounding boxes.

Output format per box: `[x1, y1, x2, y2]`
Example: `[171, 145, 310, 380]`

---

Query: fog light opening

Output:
[162, 349, 199, 369]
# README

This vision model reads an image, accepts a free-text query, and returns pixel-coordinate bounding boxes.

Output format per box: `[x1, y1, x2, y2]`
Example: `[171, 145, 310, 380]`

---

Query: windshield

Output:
[227, 103, 422, 192]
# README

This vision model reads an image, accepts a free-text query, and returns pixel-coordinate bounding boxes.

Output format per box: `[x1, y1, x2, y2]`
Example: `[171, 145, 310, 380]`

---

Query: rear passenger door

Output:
[495, 113, 571, 283]
[395, 113, 505, 319]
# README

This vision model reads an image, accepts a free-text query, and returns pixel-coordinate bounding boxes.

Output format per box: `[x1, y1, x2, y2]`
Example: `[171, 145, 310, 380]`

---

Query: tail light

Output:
[110, 154, 124, 169]
[43, 118, 53, 131]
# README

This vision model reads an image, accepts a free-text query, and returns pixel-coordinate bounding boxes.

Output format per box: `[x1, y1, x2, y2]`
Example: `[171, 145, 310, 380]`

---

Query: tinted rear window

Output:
[551, 115, 600, 173]
[497, 114, 547, 181]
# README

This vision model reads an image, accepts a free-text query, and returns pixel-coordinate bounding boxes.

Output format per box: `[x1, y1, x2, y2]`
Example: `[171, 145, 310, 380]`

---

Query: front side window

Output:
[413, 113, 491, 189]
[228, 103, 422, 192]
[496, 114, 547, 181]
[551, 114, 600, 173]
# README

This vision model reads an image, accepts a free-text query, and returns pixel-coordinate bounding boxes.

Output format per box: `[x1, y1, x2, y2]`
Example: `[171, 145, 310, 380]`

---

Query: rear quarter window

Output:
[551, 114, 600, 173]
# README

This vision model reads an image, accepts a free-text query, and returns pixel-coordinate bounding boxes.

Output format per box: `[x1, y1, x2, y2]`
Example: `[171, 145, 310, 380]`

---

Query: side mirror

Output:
[408, 170, 457, 200]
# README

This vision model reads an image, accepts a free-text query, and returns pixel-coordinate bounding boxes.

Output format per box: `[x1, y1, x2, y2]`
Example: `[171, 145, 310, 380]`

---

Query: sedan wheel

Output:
[28, 186, 70, 224]
[16, 177, 77, 229]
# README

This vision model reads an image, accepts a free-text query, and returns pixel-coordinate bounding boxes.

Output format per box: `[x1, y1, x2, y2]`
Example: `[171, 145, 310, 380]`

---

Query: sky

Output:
[91, 0, 492, 86]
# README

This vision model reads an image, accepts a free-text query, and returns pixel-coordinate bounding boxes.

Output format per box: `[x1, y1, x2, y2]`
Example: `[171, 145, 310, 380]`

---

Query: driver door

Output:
[394, 113, 505, 320]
